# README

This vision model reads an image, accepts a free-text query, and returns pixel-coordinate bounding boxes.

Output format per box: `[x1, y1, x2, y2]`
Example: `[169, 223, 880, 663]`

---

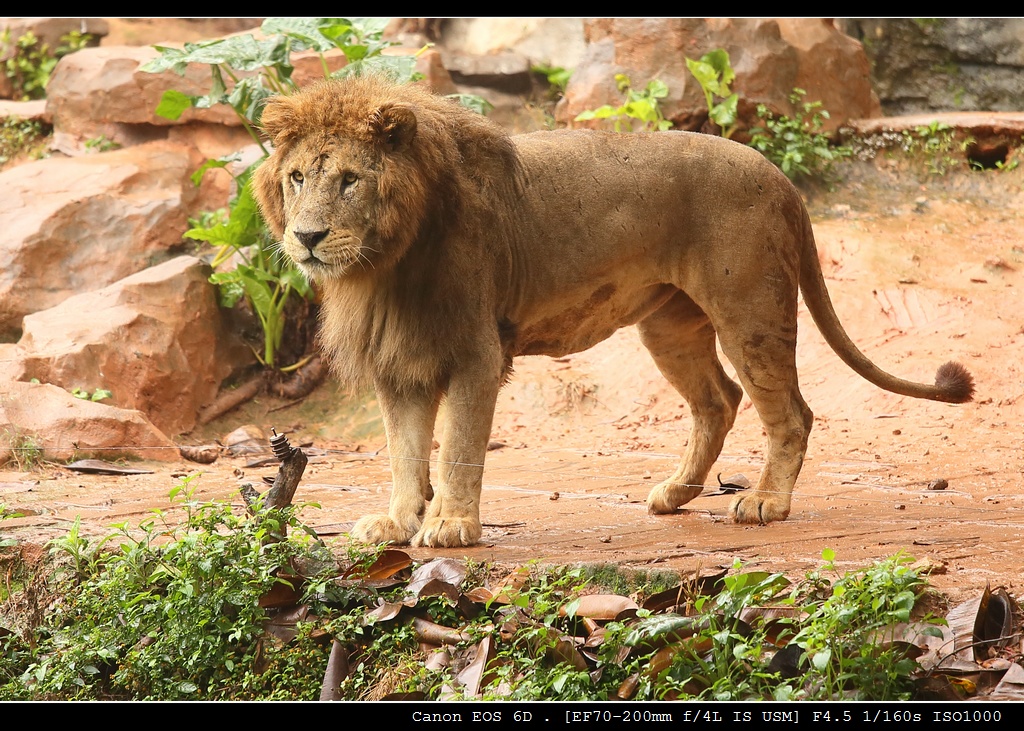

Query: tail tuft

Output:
[935, 361, 974, 403]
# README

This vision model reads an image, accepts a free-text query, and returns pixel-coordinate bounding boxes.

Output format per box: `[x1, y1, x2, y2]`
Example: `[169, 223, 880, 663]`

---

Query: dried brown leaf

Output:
[563, 594, 638, 620]
[319, 640, 349, 701]
[258, 576, 304, 609]
[412, 616, 473, 646]
[406, 558, 467, 596]
[263, 604, 311, 642]
[343, 548, 412, 581]
[365, 601, 404, 623]
[456, 635, 496, 697]
[64, 460, 153, 475]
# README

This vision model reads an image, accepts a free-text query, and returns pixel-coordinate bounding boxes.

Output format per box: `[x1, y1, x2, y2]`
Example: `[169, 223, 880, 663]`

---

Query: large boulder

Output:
[557, 18, 879, 135]
[0, 140, 215, 338]
[0, 380, 176, 463]
[44, 45, 246, 154]
[13, 256, 253, 437]
[841, 19, 1024, 115]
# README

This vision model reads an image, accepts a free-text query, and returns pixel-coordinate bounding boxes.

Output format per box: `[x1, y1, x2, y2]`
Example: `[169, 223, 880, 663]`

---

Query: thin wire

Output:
[5, 442, 1022, 521]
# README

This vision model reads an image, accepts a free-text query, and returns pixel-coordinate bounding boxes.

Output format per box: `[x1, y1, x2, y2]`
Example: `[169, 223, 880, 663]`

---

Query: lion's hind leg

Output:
[638, 291, 744, 514]
[715, 316, 813, 525]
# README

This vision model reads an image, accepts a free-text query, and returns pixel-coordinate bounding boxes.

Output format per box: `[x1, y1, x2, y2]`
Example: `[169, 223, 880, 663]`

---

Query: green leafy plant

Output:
[1, 30, 90, 101]
[1, 430, 44, 471]
[788, 549, 940, 700]
[70, 387, 112, 403]
[12, 476, 334, 700]
[82, 135, 120, 153]
[685, 49, 739, 138]
[189, 159, 312, 369]
[0, 117, 47, 166]
[901, 121, 972, 176]
[532, 63, 572, 96]
[749, 88, 853, 180]
[574, 74, 672, 132]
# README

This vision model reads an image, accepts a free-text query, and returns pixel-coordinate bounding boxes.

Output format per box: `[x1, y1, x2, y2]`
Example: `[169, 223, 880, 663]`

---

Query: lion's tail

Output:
[798, 212, 974, 404]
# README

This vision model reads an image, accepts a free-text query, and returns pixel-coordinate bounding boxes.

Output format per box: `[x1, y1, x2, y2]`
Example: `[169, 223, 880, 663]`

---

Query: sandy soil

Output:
[2, 157, 1022, 605]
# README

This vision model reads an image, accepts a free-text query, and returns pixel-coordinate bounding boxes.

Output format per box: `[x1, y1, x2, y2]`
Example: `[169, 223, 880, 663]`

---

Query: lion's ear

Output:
[251, 156, 286, 239]
[371, 104, 417, 152]
[258, 94, 296, 145]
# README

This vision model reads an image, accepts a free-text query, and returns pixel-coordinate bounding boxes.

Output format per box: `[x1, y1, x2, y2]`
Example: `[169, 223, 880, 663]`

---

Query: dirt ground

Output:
[2, 155, 1022, 606]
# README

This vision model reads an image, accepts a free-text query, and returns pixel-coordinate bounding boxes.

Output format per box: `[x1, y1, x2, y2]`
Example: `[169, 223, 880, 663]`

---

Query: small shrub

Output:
[574, 74, 672, 133]
[749, 89, 853, 180]
[0, 117, 48, 166]
[685, 49, 738, 138]
[1, 30, 90, 101]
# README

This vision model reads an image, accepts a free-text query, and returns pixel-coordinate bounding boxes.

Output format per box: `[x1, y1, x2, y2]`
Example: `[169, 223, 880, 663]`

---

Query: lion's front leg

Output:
[351, 383, 439, 546]
[412, 360, 503, 548]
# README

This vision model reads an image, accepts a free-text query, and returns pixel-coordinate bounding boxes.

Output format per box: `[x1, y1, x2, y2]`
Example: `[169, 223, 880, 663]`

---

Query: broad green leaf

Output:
[701, 48, 735, 88]
[154, 89, 194, 121]
[260, 17, 336, 53]
[189, 152, 242, 187]
[448, 93, 493, 116]
[710, 94, 738, 128]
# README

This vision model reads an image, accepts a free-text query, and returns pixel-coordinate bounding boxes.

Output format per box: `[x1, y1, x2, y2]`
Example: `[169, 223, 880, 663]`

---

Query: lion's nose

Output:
[295, 229, 329, 252]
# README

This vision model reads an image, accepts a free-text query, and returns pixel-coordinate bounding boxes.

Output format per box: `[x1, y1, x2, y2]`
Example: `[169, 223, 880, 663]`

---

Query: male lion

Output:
[252, 76, 973, 548]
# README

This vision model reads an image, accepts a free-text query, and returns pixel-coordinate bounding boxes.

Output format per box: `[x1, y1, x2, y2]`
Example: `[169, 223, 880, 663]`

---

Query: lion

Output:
[252, 76, 974, 548]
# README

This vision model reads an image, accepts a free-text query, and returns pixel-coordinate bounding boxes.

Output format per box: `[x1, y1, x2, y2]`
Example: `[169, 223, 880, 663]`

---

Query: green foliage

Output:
[574, 74, 672, 133]
[7, 476, 334, 700]
[789, 550, 939, 700]
[902, 121, 973, 175]
[1, 30, 90, 101]
[70, 387, 112, 403]
[749, 89, 853, 180]
[0, 526, 941, 701]
[83, 135, 120, 153]
[685, 49, 739, 138]
[0, 117, 48, 166]
[190, 160, 312, 368]
[142, 18, 423, 152]
[532, 63, 572, 95]
[1, 430, 43, 471]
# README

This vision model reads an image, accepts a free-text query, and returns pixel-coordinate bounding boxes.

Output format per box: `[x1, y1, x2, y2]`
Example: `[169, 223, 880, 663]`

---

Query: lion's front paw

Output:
[411, 517, 482, 547]
[647, 481, 703, 514]
[728, 493, 791, 525]
[351, 514, 418, 545]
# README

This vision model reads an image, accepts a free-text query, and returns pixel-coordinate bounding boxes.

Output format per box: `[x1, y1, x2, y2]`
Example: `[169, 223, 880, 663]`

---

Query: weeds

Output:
[574, 74, 672, 132]
[1, 431, 44, 471]
[749, 89, 853, 180]
[685, 49, 738, 138]
[1, 30, 90, 101]
[0, 117, 48, 166]
[69, 387, 112, 403]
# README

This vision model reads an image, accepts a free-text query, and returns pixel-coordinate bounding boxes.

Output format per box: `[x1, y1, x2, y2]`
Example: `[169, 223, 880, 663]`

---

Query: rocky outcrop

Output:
[557, 18, 879, 135]
[13, 256, 253, 437]
[44, 45, 248, 154]
[841, 19, 1024, 115]
[0, 140, 216, 338]
[0, 380, 176, 462]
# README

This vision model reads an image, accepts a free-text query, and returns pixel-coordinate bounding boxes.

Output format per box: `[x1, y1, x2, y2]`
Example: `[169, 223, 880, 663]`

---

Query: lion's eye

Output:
[342, 172, 358, 187]
[290, 171, 304, 184]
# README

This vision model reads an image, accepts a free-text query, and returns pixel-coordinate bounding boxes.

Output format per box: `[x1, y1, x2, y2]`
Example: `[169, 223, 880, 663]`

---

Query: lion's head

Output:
[252, 76, 521, 283]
